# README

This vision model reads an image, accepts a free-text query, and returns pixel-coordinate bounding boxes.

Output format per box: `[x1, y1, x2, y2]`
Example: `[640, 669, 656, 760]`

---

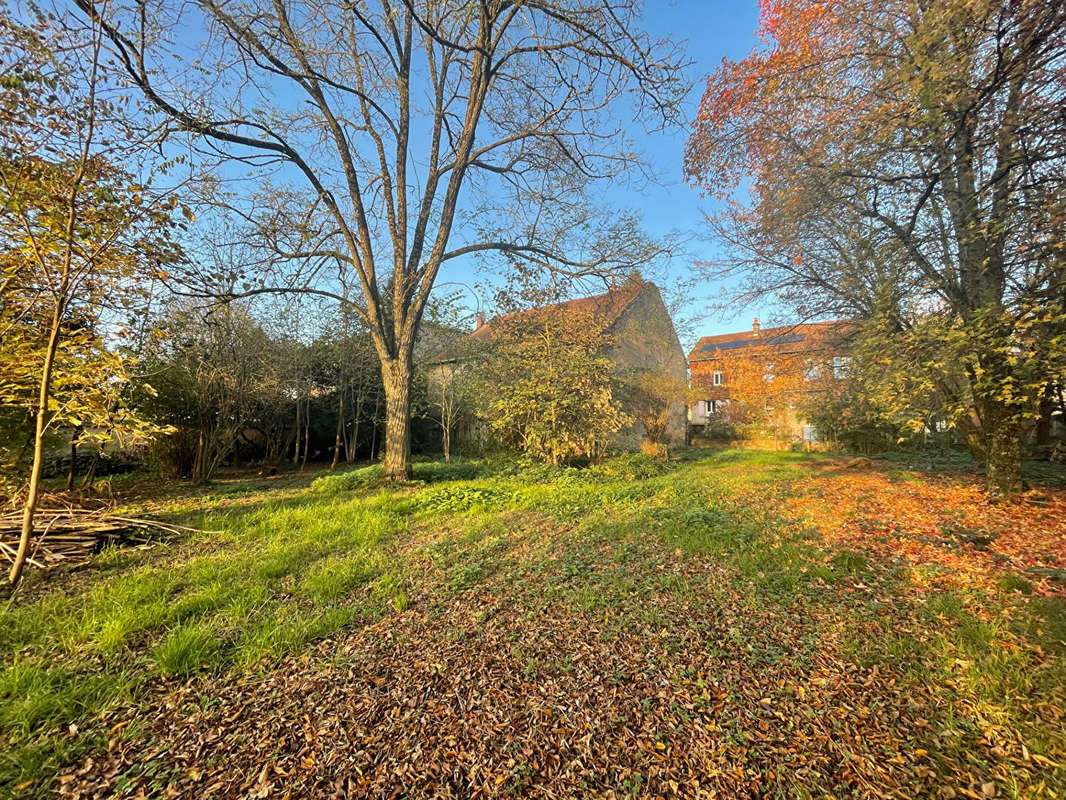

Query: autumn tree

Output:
[708, 347, 808, 436]
[79, 0, 686, 481]
[0, 7, 180, 585]
[482, 306, 629, 465]
[685, 0, 1066, 496]
[617, 368, 692, 450]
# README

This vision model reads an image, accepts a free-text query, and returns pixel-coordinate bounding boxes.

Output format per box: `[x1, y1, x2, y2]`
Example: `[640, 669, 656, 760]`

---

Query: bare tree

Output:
[78, 0, 686, 479]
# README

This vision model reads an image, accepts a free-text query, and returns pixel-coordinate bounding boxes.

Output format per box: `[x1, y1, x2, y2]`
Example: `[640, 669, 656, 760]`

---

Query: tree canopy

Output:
[685, 0, 1066, 495]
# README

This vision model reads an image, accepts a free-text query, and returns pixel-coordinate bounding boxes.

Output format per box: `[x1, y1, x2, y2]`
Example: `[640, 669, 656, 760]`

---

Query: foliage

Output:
[413, 486, 509, 514]
[137, 304, 287, 481]
[616, 368, 692, 446]
[481, 306, 630, 466]
[0, 138, 178, 485]
[800, 384, 913, 454]
[685, 0, 1066, 496]
[0, 5, 182, 583]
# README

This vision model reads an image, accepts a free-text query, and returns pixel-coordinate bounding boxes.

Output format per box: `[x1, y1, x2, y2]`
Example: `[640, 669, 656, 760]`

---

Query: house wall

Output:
[688, 333, 849, 439]
[607, 284, 689, 449]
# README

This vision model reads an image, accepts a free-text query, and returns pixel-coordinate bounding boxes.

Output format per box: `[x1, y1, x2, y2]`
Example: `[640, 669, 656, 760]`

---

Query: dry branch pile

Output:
[0, 508, 197, 571]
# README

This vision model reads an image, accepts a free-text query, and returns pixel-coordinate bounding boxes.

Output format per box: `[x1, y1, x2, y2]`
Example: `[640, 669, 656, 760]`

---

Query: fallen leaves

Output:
[45, 456, 1066, 798]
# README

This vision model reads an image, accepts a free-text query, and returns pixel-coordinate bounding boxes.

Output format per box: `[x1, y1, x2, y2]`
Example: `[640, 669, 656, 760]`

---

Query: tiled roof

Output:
[470, 281, 648, 343]
[688, 320, 849, 362]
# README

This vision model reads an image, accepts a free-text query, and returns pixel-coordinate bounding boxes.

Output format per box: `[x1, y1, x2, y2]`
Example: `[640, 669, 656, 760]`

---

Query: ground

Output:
[1, 450, 1064, 799]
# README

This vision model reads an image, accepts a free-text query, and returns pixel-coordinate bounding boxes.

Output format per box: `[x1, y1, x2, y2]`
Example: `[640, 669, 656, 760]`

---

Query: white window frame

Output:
[712, 370, 724, 386]
[833, 356, 851, 379]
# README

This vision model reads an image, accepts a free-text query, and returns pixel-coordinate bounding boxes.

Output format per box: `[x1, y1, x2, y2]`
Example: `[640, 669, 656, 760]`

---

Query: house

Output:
[688, 318, 851, 441]
[430, 280, 689, 452]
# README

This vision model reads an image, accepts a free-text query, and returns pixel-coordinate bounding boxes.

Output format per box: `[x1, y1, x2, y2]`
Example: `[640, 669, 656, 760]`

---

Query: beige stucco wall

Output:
[606, 284, 689, 450]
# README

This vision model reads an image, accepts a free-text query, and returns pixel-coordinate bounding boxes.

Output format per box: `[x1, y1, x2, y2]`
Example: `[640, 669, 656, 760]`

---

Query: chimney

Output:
[752, 317, 761, 337]
[475, 312, 486, 331]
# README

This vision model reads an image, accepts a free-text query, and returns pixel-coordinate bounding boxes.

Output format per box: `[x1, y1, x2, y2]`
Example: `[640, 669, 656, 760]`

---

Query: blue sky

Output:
[116, 0, 767, 350]
[453, 0, 765, 350]
[625, 0, 762, 347]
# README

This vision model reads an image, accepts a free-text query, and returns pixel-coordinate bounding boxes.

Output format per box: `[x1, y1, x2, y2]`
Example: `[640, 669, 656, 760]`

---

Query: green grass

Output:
[0, 448, 1063, 797]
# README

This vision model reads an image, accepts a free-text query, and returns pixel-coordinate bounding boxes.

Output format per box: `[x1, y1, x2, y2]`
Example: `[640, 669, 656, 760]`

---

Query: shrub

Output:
[310, 464, 385, 493]
[640, 440, 668, 459]
[414, 485, 510, 513]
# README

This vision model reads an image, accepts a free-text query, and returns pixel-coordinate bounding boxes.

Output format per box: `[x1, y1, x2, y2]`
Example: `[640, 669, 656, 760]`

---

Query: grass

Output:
[1, 448, 1064, 797]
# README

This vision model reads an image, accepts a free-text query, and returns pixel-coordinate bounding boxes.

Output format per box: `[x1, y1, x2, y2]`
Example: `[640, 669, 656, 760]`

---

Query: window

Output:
[763, 361, 775, 382]
[803, 359, 820, 381]
[708, 399, 718, 414]
[712, 370, 724, 386]
[833, 356, 851, 379]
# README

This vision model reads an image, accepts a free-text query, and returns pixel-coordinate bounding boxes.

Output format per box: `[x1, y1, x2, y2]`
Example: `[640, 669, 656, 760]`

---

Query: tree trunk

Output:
[66, 429, 81, 492]
[1035, 383, 1056, 448]
[382, 357, 413, 481]
[370, 389, 381, 462]
[194, 428, 207, 483]
[984, 421, 1023, 499]
[9, 306, 64, 586]
[292, 394, 301, 465]
[965, 399, 1025, 499]
[331, 389, 345, 469]
[348, 380, 365, 464]
[300, 398, 310, 471]
[81, 451, 100, 490]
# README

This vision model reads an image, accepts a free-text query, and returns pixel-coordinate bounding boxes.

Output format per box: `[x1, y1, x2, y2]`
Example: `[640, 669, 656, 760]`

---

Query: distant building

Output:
[688, 318, 851, 440]
[432, 280, 689, 450]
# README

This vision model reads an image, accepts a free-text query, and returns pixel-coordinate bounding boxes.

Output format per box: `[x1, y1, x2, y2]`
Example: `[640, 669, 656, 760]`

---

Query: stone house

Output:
[430, 280, 689, 451]
[688, 318, 851, 441]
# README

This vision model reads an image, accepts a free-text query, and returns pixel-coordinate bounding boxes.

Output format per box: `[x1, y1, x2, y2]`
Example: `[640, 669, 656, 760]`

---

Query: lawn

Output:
[1, 449, 1064, 799]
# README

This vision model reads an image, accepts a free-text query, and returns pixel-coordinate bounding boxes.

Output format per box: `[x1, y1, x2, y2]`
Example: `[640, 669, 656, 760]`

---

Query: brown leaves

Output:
[48, 457, 1066, 799]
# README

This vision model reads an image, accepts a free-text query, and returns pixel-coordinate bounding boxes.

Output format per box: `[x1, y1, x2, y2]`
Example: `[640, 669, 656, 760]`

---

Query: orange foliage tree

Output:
[685, 0, 1066, 496]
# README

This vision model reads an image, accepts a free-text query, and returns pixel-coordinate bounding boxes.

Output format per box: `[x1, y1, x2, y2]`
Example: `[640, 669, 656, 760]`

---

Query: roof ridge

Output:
[687, 319, 851, 360]
[470, 281, 650, 341]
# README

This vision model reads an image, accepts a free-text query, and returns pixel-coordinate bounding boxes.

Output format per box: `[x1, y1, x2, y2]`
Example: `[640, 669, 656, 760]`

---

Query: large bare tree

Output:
[78, 0, 686, 479]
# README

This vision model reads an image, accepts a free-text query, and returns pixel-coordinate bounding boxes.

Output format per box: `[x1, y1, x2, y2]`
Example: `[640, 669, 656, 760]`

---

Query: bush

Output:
[700, 416, 740, 443]
[414, 485, 510, 513]
[310, 464, 385, 492]
[591, 452, 674, 480]
[640, 440, 668, 459]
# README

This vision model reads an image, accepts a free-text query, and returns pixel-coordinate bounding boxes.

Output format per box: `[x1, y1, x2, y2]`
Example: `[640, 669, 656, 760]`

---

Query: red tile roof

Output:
[470, 281, 648, 343]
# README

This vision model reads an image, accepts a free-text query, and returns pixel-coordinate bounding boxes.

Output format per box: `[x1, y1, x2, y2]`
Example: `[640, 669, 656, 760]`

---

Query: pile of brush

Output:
[0, 506, 197, 571]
